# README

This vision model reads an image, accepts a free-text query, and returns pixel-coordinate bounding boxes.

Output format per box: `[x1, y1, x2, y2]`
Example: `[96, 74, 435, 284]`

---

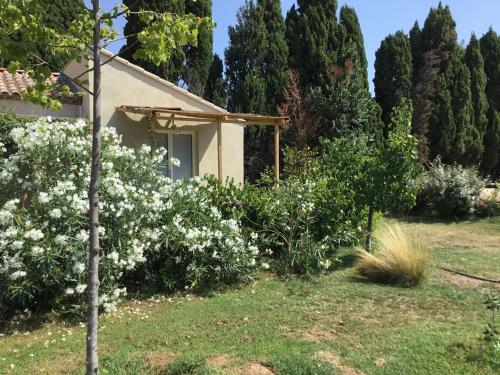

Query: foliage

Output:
[483, 292, 499, 344]
[0, 111, 35, 157]
[203, 53, 226, 108]
[465, 34, 489, 160]
[0, 118, 256, 317]
[132, 177, 257, 293]
[337, 5, 369, 91]
[354, 224, 428, 287]
[285, 0, 338, 89]
[374, 31, 413, 130]
[225, 0, 288, 180]
[278, 69, 320, 149]
[121, 0, 213, 94]
[476, 188, 500, 217]
[416, 159, 485, 218]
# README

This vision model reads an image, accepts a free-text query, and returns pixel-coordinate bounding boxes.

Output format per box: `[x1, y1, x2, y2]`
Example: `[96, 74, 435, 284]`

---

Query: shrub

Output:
[476, 188, 500, 217]
[417, 159, 485, 218]
[354, 224, 428, 287]
[0, 111, 35, 157]
[0, 118, 257, 317]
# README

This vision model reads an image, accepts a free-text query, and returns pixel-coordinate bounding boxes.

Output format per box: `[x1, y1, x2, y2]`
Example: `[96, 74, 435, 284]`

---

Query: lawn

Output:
[1, 218, 499, 375]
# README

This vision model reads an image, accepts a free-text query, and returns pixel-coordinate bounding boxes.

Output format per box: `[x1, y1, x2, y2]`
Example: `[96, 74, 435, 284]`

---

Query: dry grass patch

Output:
[147, 351, 177, 371]
[355, 224, 428, 286]
[316, 351, 365, 375]
[233, 362, 275, 375]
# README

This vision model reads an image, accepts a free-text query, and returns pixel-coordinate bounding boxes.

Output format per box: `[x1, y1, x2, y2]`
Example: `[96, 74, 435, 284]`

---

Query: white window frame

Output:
[153, 130, 197, 179]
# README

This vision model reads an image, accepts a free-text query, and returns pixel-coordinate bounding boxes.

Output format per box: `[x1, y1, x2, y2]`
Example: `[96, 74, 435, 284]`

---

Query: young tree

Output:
[362, 101, 422, 251]
[0, 1, 210, 373]
[203, 53, 226, 108]
[374, 31, 413, 131]
[121, 0, 187, 84]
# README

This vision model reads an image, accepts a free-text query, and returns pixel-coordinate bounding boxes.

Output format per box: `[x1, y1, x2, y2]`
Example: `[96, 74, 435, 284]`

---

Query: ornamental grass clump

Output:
[354, 224, 428, 287]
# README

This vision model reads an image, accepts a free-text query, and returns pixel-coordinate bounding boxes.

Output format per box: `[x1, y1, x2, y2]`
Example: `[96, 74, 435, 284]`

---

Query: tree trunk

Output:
[365, 205, 374, 252]
[86, 1, 101, 374]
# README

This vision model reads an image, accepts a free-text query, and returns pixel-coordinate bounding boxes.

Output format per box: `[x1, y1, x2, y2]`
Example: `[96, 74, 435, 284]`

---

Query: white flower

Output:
[75, 284, 87, 294]
[47, 116, 52, 123]
[38, 192, 51, 204]
[55, 234, 68, 245]
[65, 288, 75, 295]
[107, 251, 119, 264]
[76, 229, 89, 243]
[261, 262, 270, 270]
[11, 240, 24, 250]
[31, 246, 45, 255]
[10, 270, 27, 280]
[169, 157, 180, 167]
[49, 208, 62, 219]
[250, 232, 258, 240]
[73, 262, 85, 274]
[24, 229, 44, 241]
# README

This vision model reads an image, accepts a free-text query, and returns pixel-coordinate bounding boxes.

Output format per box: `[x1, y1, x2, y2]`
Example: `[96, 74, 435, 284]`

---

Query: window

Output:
[154, 131, 195, 181]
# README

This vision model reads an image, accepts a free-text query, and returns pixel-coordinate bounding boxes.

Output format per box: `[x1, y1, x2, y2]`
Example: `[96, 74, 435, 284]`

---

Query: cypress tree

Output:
[409, 21, 423, 83]
[428, 74, 454, 162]
[464, 34, 489, 163]
[203, 54, 226, 108]
[121, 0, 186, 83]
[480, 29, 500, 111]
[285, 0, 338, 88]
[184, 0, 213, 96]
[374, 31, 413, 132]
[420, 2, 457, 54]
[258, 0, 289, 113]
[225, 0, 288, 180]
[447, 48, 475, 165]
[337, 5, 368, 90]
[480, 28, 500, 177]
[482, 108, 500, 178]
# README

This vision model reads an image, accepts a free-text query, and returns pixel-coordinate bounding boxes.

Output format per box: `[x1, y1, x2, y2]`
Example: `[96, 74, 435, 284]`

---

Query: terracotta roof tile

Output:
[0, 68, 81, 104]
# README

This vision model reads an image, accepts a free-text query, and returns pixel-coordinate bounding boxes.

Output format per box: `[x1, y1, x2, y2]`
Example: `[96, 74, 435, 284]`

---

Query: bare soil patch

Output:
[233, 362, 275, 375]
[147, 351, 177, 370]
[282, 324, 337, 343]
[316, 351, 365, 375]
[207, 354, 233, 368]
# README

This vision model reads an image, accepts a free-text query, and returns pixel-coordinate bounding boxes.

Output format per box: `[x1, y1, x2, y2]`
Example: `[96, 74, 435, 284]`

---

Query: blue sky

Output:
[95, 0, 500, 93]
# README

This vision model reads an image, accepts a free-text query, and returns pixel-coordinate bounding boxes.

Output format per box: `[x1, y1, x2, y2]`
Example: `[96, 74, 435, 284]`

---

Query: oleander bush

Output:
[0, 118, 257, 317]
[416, 159, 485, 218]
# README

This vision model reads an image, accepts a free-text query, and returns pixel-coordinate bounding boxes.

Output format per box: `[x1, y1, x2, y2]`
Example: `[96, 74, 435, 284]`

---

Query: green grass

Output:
[1, 218, 499, 374]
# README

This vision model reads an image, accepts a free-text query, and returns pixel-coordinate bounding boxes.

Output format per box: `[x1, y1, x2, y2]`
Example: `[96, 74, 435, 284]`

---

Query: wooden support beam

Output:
[217, 119, 223, 181]
[274, 124, 280, 182]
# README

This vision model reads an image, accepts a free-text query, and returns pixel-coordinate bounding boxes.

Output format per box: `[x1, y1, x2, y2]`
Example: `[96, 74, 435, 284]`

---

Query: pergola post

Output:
[274, 124, 280, 182]
[217, 119, 222, 181]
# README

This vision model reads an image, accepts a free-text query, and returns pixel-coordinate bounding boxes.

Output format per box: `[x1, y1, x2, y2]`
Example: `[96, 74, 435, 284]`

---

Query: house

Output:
[0, 50, 287, 184]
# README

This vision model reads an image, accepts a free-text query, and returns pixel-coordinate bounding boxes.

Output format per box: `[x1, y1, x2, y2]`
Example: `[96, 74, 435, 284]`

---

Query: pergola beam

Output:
[116, 105, 288, 182]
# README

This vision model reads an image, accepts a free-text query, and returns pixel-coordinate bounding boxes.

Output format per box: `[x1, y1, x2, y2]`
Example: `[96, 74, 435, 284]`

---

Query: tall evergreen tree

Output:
[285, 0, 338, 88]
[480, 28, 500, 177]
[225, 0, 288, 180]
[416, 3, 476, 165]
[184, 0, 213, 96]
[337, 5, 368, 90]
[409, 21, 423, 83]
[121, 0, 186, 83]
[374, 31, 413, 132]
[204, 54, 226, 108]
[258, 0, 289, 113]
[464, 34, 489, 163]
[482, 108, 500, 178]
[480, 29, 500, 112]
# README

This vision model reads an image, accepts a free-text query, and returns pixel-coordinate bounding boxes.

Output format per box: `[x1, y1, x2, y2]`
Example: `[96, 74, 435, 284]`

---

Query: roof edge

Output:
[100, 49, 228, 114]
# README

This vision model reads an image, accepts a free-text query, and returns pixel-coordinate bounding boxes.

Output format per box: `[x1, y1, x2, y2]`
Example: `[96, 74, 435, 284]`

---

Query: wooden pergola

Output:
[116, 105, 289, 181]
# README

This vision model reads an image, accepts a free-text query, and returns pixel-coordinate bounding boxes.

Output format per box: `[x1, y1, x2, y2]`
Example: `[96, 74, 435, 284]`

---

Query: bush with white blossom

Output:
[0, 118, 256, 317]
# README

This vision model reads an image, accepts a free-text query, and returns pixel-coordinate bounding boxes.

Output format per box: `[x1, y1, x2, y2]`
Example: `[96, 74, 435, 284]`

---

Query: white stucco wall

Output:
[0, 100, 82, 118]
[63, 51, 244, 184]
